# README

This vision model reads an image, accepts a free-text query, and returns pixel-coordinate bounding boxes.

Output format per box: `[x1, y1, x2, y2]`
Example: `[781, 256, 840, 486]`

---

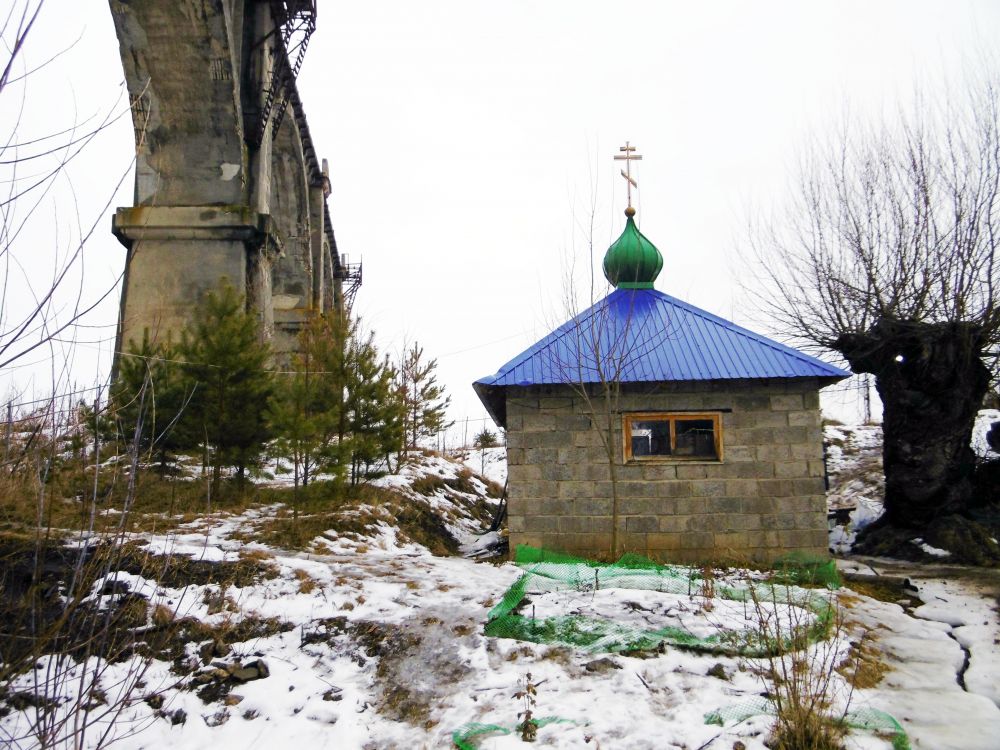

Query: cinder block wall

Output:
[504, 379, 828, 563]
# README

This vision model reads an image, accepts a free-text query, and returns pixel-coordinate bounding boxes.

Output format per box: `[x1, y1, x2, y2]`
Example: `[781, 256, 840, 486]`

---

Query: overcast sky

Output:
[6, 0, 1000, 433]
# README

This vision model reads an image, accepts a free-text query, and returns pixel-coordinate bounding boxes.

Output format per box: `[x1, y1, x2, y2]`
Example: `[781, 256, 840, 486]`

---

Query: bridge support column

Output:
[112, 206, 281, 353]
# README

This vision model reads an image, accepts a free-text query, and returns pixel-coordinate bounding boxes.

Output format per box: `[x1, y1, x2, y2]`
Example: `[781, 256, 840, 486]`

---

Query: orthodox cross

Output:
[614, 141, 642, 209]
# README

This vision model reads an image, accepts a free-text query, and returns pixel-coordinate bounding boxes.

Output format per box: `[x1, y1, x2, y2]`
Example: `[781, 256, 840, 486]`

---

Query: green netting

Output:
[705, 697, 910, 750]
[452, 717, 574, 749]
[485, 545, 835, 656]
[771, 551, 841, 589]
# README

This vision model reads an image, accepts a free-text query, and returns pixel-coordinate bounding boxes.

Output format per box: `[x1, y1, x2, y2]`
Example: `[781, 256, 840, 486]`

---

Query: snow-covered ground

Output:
[3, 444, 999, 749]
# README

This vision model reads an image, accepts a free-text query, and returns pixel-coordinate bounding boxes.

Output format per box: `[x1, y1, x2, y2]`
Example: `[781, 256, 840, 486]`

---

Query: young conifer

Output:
[179, 281, 273, 493]
[399, 343, 452, 454]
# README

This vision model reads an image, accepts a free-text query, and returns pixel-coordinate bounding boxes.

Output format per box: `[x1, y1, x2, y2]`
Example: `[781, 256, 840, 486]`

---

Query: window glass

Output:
[674, 419, 716, 457]
[624, 413, 721, 461]
[631, 420, 672, 456]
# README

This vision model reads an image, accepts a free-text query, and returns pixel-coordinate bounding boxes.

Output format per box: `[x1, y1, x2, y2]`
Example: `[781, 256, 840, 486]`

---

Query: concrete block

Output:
[659, 515, 690, 533]
[756, 444, 792, 462]
[742, 497, 778, 514]
[674, 498, 703, 515]
[774, 461, 809, 479]
[541, 464, 574, 481]
[523, 413, 557, 431]
[620, 533, 648, 555]
[556, 447, 576, 465]
[746, 530, 781, 548]
[583, 463, 612, 481]
[685, 515, 714, 532]
[790, 442, 822, 460]
[626, 516, 659, 532]
[770, 394, 803, 411]
[758, 479, 794, 497]
[788, 410, 820, 427]
[734, 394, 771, 411]
[514, 533, 544, 550]
[646, 533, 683, 551]
[661, 481, 694, 497]
[692, 480, 728, 498]
[680, 532, 715, 549]
[713, 531, 749, 551]
[776, 426, 810, 444]
[577, 498, 611, 516]
[523, 515, 560, 532]
[558, 516, 592, 533]
[792, 478, 826, 496]
[618, 480, 649, 498]
[557, 481, 592, 500]
[523, 448, 558, 465]
[743, 427, 775, 444]
[620, 498, 658, 515]
[591, 516, 613, 532]
[725, 479, 760, 498]
[794, 512, 826, 530]
[641, 464, 677, 481]
[676, 464, 709, 480]
[724, 445, 755, 463]
[537, 498, 574, 516]
[703, 497, 742, 514]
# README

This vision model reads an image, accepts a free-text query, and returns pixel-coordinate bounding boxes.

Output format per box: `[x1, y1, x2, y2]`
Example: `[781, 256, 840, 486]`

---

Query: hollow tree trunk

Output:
[834, 318, 990, 528]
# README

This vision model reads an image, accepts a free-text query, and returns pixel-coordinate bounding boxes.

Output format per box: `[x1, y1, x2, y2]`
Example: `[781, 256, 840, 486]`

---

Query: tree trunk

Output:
[835, 317, 990, 528]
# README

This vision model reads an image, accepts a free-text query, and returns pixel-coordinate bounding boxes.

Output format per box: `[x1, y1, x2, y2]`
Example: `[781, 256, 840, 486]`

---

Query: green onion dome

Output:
[602, 206, 663, 289]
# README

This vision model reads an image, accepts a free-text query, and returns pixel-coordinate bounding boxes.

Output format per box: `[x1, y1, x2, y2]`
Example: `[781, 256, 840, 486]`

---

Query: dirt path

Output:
[838, 555, 1000, 749]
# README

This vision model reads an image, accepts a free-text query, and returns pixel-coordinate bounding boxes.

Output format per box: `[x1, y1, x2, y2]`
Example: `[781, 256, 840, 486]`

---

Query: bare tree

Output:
[1, 0, 132, 374]
[750, 75, 1000, 559]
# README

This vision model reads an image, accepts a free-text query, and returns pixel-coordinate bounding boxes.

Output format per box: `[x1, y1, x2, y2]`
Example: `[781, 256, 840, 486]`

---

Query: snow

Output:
[4, 451, 1000, 749]
[911, 538, 951, 558]
[839, 558, 1000, 749]
[971, 408, 1000, 458]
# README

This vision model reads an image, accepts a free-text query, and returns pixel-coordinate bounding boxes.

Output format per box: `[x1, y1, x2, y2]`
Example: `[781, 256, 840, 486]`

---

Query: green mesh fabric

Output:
[704, 698, 910, 750]
[771, 551, 841, 589]
[485, 546, 835, 657]
[452, 717, 574, 749]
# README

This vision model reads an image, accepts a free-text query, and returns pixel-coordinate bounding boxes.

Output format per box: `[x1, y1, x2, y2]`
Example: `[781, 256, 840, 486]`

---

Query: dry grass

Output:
[837, 636, 889, 689]
[252, 483, 467, 556]
[293, 569, 318, 594]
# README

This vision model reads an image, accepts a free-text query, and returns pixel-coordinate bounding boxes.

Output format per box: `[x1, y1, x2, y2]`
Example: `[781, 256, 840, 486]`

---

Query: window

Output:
[623, 412, 723, 462]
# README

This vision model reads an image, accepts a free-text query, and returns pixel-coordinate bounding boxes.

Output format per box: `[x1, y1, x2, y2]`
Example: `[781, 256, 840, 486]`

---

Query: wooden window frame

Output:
[622, 411, 724, 463]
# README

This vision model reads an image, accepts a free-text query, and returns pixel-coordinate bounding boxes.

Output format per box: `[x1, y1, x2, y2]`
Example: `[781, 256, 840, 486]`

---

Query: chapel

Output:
[473, 169, 848, 563]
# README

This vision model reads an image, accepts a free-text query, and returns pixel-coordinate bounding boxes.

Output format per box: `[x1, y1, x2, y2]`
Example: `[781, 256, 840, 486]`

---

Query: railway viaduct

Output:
[108, 0, 358, 361]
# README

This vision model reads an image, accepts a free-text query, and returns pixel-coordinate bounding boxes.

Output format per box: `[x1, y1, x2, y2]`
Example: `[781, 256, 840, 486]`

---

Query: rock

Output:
[193, 668, 229, 684]
[707, 663, 730, 680]
[224, 694, 244, 706]
[202, 708, 230, 727]
[229, 659, 269, 682]
[323, 687, 344, 702]
[199, 640, 231, 663]
[247, 659, 269, 678]
[583, 657, 622, 674]
[101, 579, 130, 596]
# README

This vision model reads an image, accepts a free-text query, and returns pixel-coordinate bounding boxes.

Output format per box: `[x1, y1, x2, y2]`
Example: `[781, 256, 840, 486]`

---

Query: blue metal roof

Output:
[473, 288, 849, 425]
